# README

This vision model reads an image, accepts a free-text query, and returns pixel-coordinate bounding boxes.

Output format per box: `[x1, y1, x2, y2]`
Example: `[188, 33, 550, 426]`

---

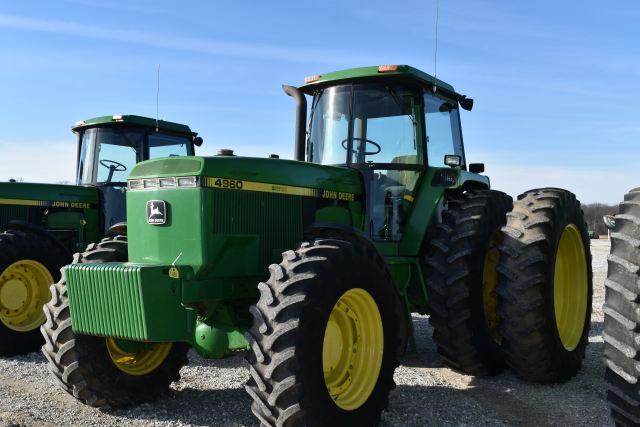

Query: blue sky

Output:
[0, 1, 638, 204]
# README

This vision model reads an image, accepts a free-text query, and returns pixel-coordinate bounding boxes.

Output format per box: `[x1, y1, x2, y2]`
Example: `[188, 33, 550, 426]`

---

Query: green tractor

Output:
[605, 191, 640, 426]
[0, 115, 201, 356]
[41, 65, 593, 425]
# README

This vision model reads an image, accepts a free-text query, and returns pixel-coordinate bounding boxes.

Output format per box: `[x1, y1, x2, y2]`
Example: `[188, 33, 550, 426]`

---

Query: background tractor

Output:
[0, 115, 201, 356]
[42, 65, 592, 426]
[605, 190, 640, 426]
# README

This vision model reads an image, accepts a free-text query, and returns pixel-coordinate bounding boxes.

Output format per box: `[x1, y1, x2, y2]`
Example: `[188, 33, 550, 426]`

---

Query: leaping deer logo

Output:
[149, 203, 163, 218]
[147, 200, 166, 225]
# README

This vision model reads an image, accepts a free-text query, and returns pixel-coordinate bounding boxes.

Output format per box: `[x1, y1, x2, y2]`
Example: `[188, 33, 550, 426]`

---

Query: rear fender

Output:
[6, 220, 72, 260]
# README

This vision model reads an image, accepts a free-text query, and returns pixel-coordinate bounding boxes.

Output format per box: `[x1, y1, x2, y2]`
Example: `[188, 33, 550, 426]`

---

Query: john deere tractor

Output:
[0, 115, 200, 356]
[42, 65, 592, 426]
[605, 190, 640, 426]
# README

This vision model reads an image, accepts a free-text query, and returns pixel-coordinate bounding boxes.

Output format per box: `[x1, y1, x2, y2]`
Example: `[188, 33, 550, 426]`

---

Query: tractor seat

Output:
[386, 155, 420, 196]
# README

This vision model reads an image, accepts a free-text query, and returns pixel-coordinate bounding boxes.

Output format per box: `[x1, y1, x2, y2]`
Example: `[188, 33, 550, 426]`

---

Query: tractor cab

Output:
[72, 115, 201, 233]
[297, 65, 474, 242]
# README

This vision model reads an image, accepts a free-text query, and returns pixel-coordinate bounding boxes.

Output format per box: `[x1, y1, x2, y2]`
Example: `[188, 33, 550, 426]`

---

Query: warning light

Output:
[378, 65, 399, 73]
[304, 74, 322, 84]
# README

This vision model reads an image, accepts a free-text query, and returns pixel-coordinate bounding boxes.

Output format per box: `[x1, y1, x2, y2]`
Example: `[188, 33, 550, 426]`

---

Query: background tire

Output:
[245, 238, 404, 427]
[605, 188, 640, 426]
[497, 188, 592, 383]
[426, 189, 512, 375]
[40, 236, 189, 408]
[0, 229, 68, 356]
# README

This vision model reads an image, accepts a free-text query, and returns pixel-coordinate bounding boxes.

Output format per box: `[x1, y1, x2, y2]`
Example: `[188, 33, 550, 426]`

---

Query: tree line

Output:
[582, 203, 618, 236]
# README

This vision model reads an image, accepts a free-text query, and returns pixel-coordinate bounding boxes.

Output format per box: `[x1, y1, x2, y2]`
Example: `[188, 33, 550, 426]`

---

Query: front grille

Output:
[211, 189, 303, 267]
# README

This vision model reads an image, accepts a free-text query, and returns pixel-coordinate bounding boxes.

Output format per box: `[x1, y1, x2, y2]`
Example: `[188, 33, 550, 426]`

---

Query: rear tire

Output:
[605, 188, 640, 426]
[245, 238, 404, 427]
[0, 229, 68, 356]
[40, 236, 189, 408]
[426, 189, 512, 375]
[497, 188, 592, 383]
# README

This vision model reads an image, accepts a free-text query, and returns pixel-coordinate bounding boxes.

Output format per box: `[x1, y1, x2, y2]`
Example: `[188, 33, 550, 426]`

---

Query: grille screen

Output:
[211, 189, 303, 267]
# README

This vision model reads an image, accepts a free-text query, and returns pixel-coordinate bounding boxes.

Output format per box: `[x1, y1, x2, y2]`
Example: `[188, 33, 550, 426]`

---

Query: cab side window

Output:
[424, 94, 464, 167]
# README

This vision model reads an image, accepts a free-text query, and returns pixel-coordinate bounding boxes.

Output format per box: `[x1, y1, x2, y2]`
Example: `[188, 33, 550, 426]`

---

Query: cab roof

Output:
[299, 65, 463, 99]
[72, 115, 196, 136]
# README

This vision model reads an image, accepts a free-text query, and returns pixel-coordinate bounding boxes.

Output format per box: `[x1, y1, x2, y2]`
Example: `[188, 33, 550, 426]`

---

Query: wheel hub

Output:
[0, 260, 53, 331]
[106, 337, 172, 376]
[554, 224, 588, 351]
[0, 279, 28, 311]
[322, 288, 383, 411]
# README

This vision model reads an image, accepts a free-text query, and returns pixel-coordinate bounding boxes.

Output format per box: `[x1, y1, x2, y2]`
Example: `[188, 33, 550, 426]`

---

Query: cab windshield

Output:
[77, 127, 192, 186]
[309, 83, 421, 167]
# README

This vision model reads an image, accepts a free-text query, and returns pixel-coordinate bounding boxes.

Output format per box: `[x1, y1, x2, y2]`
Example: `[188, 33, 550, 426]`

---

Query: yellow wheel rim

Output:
[482, 230, 503, 344]
[0, 260, 53, 332]
[105, 338, 172, 376]
[322, 288, 383, 411]
[553, 224, 588, 351]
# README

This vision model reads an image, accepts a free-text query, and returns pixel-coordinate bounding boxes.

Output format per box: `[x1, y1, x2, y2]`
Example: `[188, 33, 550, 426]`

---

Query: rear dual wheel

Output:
[428, 188, 592, 383]
[40, 237, 189, 408]
[0, 229, 68, 356]
[245, 238, 405, 426]
[498, 188, 592, 382]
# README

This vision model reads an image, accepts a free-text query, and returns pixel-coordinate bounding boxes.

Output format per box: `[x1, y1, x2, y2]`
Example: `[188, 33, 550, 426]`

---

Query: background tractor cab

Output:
[0, 114, 200, 357]
[73, 115, 201, 234]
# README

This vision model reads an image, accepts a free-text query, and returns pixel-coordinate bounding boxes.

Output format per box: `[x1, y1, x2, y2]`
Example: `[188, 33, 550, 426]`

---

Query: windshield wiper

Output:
[386, 86, 416, 126]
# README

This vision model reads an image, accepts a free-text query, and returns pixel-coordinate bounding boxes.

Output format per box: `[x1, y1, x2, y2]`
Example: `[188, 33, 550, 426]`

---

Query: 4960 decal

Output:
[202, 177, 358, 201]
[210, 178, 244, 190]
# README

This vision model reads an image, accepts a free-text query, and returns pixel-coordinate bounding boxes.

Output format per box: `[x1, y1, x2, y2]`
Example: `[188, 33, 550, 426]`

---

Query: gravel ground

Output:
[0, 240, 611, 426]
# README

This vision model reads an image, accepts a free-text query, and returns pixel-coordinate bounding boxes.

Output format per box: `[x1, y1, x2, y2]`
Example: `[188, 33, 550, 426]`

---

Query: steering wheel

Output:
[341, 137, 382, 156]
[99, 159, 127, 183]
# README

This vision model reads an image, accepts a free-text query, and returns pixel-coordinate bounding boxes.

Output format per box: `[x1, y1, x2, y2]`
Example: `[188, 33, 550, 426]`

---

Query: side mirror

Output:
[193, 136, 204, 147]
[469, 163, 485, 174]
[459, 97, 474, 111]
[444, 154, 462, 168]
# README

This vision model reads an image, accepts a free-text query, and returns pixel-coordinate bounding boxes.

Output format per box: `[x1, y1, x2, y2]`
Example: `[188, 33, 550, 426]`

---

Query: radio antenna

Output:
[434, 0, 440, 80]
[156, 64, 160, 132]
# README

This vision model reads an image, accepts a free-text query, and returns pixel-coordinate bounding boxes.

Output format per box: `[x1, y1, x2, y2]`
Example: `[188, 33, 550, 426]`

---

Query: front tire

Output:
[0, 229, 68, 356]
[605, 188, 640, 426]
[40, 236, 189, 408]
[497, 188, 592, 383]
[245, 238, 404, 426]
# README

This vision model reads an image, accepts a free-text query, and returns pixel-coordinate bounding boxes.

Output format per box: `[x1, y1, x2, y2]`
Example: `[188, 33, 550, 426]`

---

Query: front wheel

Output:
[245, 238, 404, 426]
[40, 237, 189, 408]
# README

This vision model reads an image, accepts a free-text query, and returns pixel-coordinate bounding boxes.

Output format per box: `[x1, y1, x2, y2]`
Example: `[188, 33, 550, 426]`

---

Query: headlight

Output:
[128, 176, 199, 190]
[128, 179, 143, 190]
[159, 177, 176, 188]
[177, 176, 198, 187]
[143, 179, 158, 188]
